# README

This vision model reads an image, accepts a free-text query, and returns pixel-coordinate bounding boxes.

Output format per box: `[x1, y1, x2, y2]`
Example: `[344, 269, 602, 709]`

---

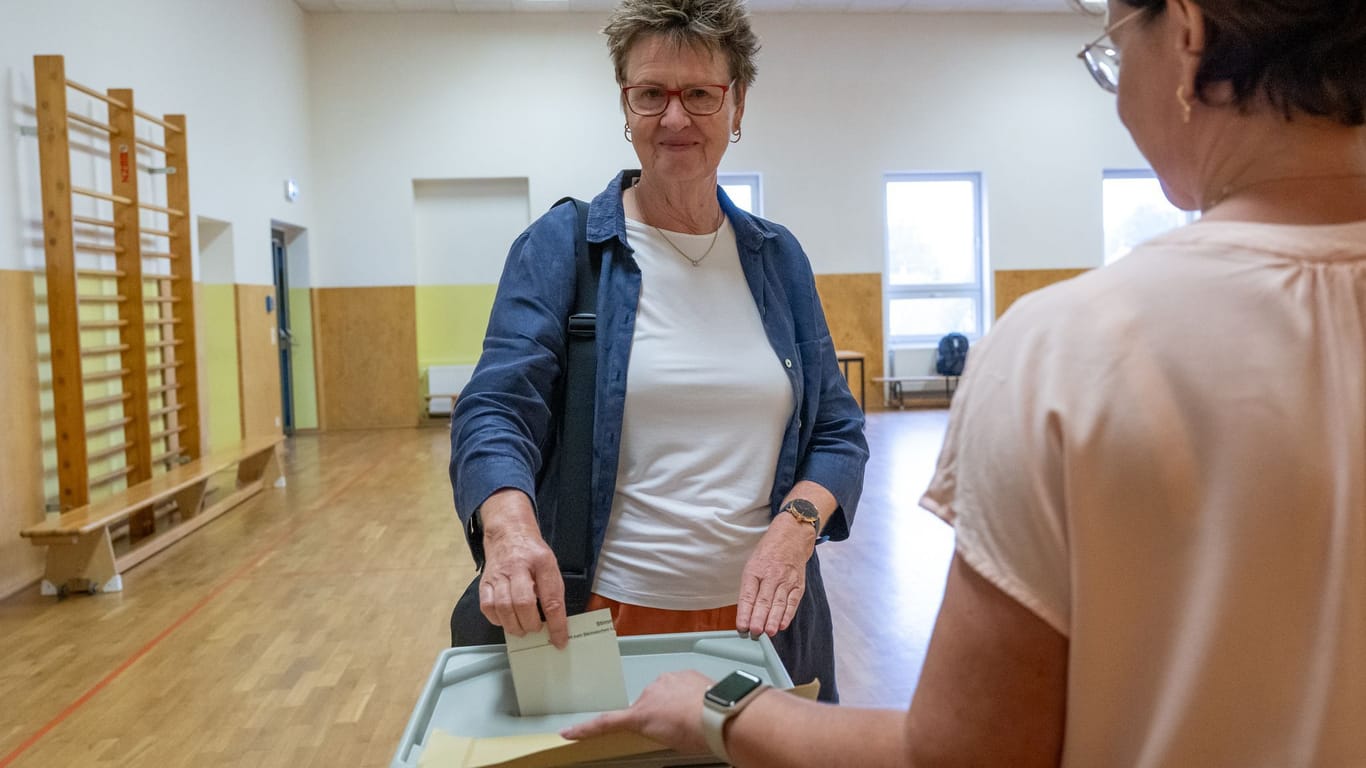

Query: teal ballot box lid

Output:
[393, 631, 795, 768]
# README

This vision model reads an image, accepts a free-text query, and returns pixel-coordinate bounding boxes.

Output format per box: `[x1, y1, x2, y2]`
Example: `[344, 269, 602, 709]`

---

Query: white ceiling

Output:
[294, 0, 1100, 14]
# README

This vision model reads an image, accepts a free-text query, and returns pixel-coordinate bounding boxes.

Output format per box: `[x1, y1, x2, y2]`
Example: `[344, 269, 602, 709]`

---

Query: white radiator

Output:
[427, 364, 477, 416]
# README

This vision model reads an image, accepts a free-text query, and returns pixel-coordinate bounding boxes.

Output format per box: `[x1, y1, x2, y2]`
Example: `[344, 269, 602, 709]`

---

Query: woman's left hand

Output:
[736, 516, 814, 638]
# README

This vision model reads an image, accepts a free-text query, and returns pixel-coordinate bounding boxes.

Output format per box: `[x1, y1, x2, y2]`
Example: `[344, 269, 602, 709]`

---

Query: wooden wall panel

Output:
[235, 284, 284, 440]
[994, 268, 1090, 320]
[314, 286, 420, 430]
[0, 271, 47, 598]
[814, 273, 884, 410]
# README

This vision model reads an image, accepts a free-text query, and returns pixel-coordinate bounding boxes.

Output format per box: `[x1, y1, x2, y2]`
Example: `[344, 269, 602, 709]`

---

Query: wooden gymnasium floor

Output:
[0, 409, 954, 768]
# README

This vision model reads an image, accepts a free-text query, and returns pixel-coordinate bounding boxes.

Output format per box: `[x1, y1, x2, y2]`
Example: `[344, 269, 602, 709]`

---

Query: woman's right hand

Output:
[478, 489, 570, 649]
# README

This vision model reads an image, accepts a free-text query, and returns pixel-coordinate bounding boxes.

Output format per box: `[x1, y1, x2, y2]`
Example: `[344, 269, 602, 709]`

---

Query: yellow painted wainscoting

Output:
[235, 284, 284, 441]
[287, 287, 319, 430]
[415, 280, 881, 411]
[201, 282, 243, 452]
[813, 273, 884, 410]
[994, 268, 1091, 320]
[0, 270, 47, 598]
[33, 275, 136, 508]
[313, 286, 420, 430]
[415, 284, 497, 372]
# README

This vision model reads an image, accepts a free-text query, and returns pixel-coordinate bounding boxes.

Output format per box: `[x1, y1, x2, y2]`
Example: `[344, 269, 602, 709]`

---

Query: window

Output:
[1103, 170, 1196, 264]
[719, 172, 762, 216]
[884, 173, 985, 345]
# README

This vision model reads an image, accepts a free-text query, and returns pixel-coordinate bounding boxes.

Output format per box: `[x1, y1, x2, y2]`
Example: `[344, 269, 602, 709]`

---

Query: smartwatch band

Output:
[701, 699, 732, 762]
[701, 677, 769, 763]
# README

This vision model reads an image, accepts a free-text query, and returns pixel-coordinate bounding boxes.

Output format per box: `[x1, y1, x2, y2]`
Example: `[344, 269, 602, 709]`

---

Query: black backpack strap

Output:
[549, 197, 599, 608]
[449, 198, 598, 645]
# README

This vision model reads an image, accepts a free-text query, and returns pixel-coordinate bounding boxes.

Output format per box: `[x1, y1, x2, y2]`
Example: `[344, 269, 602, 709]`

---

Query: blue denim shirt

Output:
[449, 170, 867, 698]
[450, 170, 868, 563]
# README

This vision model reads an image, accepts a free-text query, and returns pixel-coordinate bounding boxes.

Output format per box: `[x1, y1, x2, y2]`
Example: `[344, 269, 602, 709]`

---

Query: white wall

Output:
[2, 5, 1152, 330]
[0, 0, 316, 284]
[306, 13, 627, 287]
[198, 218, 235, 285]
[305, 11, 1148, 288]
[414, 177, 531, 286]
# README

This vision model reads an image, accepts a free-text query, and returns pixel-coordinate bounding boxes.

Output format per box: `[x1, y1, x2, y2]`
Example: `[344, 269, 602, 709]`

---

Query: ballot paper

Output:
[504, 608, 629, 716]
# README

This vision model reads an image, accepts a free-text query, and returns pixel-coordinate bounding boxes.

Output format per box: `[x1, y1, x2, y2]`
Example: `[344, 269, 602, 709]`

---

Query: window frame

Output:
[882, 171, 987, 347]
[1101, 168, 1198, 264]
[718, 172, 763, 217]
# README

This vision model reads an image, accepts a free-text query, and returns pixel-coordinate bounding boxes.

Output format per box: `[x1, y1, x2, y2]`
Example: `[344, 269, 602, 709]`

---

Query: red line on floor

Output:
[0, 451, 388, 767]
[0, 548, 271, 768]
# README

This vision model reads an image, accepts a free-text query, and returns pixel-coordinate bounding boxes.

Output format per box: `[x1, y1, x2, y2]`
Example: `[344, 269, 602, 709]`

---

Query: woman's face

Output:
[622, 34, 744, 187]
[1110, 0, 1201, 209]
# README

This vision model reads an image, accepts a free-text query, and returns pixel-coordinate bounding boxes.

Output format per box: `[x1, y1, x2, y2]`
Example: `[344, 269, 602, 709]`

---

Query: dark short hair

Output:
[603, 0, 760, 89]
[1118, 0, 1366, 125]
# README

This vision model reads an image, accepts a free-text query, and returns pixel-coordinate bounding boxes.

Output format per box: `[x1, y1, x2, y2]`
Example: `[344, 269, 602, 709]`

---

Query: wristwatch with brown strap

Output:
[780, 498, 820, 537]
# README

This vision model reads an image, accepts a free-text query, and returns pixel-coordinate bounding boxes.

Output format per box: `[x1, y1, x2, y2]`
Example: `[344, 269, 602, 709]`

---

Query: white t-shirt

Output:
[592, 217, 794, 610]
[922, 220, 1366, 766]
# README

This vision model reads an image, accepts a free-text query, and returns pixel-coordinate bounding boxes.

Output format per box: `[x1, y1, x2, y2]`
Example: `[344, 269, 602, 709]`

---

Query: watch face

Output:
[787, 499, 818, 522]
[705, 670, 764, 707]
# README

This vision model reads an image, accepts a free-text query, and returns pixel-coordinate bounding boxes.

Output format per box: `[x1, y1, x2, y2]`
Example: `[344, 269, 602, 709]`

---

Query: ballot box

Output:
[393, 631, 795, 768]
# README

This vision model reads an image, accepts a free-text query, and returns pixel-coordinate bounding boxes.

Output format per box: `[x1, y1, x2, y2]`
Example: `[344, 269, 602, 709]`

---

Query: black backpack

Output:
[935, 333, 970, 377]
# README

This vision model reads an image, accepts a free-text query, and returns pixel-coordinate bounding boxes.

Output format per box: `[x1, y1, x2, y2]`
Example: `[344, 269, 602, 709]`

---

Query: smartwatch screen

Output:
[705, 670, 764, 707]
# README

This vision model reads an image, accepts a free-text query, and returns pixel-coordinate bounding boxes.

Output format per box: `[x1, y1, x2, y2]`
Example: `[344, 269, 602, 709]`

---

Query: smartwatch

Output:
[700, 670, 769, 763]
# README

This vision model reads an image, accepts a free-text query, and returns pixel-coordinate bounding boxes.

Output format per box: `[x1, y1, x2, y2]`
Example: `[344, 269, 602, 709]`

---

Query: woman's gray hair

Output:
[603, 0, 760, 88]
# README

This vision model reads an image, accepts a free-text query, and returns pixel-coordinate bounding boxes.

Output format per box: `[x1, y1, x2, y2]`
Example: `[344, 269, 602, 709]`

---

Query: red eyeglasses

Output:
[621, 83, 732, 116]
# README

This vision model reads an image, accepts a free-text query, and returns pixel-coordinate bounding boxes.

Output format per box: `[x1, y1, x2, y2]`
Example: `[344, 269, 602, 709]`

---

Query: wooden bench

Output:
[20, 435, 284, 597]
[835, 350, 866, 411]
[874, 375, 961, 409]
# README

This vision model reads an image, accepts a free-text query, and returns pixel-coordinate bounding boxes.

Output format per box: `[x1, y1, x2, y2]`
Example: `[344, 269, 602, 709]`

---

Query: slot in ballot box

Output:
[393, 631, 795, 768]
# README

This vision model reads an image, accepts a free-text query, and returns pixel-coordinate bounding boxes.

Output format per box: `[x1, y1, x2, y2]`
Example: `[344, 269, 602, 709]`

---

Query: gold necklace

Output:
[629, 178, 725, 266]
[653, 224, 721, 267]
[1203, 172, 1366, 212]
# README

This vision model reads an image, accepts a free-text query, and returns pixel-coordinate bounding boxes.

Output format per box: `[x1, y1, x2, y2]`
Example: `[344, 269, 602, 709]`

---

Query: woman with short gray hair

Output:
[451, 0, 867, 704]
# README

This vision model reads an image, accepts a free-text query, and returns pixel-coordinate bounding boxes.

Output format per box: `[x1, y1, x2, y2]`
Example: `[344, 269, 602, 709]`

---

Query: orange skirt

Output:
[587, 593, 738, 636]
